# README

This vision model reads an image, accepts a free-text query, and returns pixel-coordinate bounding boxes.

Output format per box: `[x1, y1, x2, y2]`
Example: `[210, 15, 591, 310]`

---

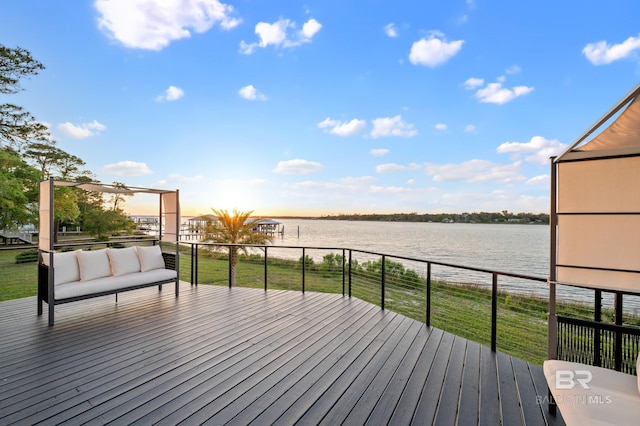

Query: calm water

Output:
[268, 219, 550, 296]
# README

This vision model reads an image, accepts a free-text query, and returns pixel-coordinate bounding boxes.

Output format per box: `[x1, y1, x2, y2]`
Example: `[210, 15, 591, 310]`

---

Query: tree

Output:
[52, 186, 81, 242]
[83, 207, 135, 241]
[0, 146, 42, 229]
[106, 182, 133, 211]
[0, 45, 48, 151]
[202, 208, 274, 286]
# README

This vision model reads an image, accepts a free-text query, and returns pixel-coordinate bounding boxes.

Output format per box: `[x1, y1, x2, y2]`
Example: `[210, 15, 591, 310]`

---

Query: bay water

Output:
[269, 219, 550, 296]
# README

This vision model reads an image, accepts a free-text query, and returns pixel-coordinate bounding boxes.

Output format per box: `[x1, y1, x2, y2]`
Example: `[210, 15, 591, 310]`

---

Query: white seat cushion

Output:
[54, 269, 177, 299]
[107, 247, 141, 277]
[136, 245, 166, 272]
[77, 249, 112, 281]
[47, 250, 81, 285]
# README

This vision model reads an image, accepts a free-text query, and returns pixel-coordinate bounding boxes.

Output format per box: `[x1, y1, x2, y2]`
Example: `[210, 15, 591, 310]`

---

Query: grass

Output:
[0, 244, 630, 365]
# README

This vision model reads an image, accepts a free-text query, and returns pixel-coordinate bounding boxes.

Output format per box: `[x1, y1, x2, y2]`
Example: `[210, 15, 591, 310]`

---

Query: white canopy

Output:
[551, 83, 640, 293]
[38, 179, 180, 250]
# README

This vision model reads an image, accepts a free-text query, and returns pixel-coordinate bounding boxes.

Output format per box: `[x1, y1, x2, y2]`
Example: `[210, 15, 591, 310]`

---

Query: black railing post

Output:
[264, 246, 268, 291]
[302, 248, 306, 293]
[594, 289, 602, 366]
[228, 246, 232, 288]
[615, 292, 623, 371]
[342, 249, 346, 296]
[190, 244, 194, 285]
[426, 262, 431, 327]
[348, 250, 352, 297]
[381, 255, 386, 310]
[195, 244, 199, 286]
[491, 272, 498, 352]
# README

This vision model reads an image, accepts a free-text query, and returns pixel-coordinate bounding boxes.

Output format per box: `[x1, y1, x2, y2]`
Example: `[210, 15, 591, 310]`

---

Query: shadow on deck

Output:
[0, 282, 563, 425]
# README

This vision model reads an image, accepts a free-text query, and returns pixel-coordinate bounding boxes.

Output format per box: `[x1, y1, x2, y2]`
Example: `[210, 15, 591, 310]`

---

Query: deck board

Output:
[0, 282, 562, 425]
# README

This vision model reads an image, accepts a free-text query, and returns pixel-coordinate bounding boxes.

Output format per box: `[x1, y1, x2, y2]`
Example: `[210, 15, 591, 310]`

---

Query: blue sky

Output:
[3, 0, 640, 217]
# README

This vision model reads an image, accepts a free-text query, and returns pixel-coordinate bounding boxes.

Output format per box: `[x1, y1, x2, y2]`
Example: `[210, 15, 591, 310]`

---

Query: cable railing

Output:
[185, 241, 549, 364]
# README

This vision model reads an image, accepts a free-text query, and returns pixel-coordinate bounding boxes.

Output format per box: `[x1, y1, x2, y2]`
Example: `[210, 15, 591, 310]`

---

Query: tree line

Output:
[320, 211, 549, 224]
[0, 45, 132, 239]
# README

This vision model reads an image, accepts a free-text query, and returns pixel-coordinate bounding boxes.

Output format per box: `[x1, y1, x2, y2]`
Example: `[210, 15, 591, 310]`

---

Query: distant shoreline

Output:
[271, 212, 550, 225]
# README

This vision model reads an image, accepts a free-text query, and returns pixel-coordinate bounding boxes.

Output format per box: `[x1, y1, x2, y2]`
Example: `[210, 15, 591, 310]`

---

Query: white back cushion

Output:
[77, 249, 112, 281]
[52, 250, 81, 285]
[107, 247, 141, 277]
[136, 245, 166, 272]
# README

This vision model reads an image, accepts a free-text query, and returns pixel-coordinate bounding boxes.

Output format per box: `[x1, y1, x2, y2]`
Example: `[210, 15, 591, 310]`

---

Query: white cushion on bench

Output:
[107, 247, 141, 276]
[55, 268, 177, 299]
[136, 245, 165, 272]
[45, 250, 81, 285]
[544, 359, 640, 425]
[77, 249, 112, 281]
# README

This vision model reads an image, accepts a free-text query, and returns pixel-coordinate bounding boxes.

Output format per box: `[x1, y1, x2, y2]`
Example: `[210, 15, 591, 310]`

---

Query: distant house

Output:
[251, 218, 283, 235]
[187, 215, 283, 235]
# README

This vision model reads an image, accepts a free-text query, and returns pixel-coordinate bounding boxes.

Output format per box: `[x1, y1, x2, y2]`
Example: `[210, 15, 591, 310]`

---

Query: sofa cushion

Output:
[136, 245, 166, 272]
[77, 249, 112, 281]
[47, 250, 81, 285]
[54, 268, 177, 299]
[107, 247, 141, 277]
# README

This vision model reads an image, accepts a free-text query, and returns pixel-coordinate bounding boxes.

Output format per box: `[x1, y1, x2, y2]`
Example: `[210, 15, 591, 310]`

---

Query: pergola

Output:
[549, 82, 640, 361]
[38, 178, 180, 251]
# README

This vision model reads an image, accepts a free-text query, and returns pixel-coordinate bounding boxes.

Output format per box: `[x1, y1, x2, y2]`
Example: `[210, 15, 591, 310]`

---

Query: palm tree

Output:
[202, 208, 274, 286]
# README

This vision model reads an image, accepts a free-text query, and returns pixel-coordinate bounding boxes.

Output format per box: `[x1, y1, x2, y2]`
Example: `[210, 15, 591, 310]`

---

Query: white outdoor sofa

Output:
[544, 358, 640, 425]
[38, 244, 178, 326]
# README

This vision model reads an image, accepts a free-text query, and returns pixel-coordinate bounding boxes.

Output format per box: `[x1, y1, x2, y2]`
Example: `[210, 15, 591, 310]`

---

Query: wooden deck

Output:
[0, 282, 564, 425]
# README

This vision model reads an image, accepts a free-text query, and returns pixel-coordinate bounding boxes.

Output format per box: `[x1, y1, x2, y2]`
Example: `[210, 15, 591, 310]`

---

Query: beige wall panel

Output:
[161, 192, 180, 243]
[557, 266, 640, 293]
[557, 215, 640, 271]
[38, 180, 51, 250]
[558, 157, 640, 213]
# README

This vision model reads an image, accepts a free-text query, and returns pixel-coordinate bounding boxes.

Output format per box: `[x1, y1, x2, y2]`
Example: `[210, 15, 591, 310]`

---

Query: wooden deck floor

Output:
[0, 282, 564, 425]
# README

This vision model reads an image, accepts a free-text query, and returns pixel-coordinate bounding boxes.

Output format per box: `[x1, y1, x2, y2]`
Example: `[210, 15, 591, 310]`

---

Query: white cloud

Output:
[583, 35, 640, 65]
[238, 84, 267, 101]
[240, 18, 322, 54]
[156, 85, 184, 102]
[318, 117, 366, 136]
[341, 176, 376, 185]
[384, 23, 398, 38]
[409, 32, 464, 67]
[369, 185, 412, 194]
[273, 159, 323, 174]
[425, 159, 524, 183]
[57, 120, 106, 139]
[526, 175, 550, 185]
[506, 65, 521, 75]
[301, 18, 322, 40]
[435, 123, 447, 131]
[376, 163, 421, 173]
[497, 135, 566, 165]
[103, 160, 153, 176]
[471, 77, 534, 104]
[464, 124, 476, 132]
[463, 77, 484, 89]
[371, 115, 417, 138]
[95, 0, 241, 51]
[370, 148, 389, 156]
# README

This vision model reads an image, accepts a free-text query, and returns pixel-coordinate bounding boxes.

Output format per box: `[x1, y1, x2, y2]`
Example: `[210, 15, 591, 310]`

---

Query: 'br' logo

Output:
[555, 370, 593, 390]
